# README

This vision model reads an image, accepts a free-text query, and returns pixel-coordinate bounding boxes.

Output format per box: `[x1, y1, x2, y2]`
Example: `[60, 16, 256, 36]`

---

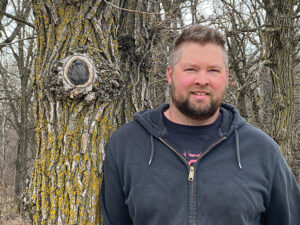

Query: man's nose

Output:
[194, 71, 209, 86]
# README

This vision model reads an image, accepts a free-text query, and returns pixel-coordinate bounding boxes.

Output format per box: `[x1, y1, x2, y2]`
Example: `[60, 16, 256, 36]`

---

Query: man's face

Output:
[167, 42, 229, 121]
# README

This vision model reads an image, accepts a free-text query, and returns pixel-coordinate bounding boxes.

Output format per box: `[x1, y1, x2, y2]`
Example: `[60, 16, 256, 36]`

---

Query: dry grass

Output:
[0, 185, 31, 225]
[0, 213, 31, 225]
[0, 203, 31, 225]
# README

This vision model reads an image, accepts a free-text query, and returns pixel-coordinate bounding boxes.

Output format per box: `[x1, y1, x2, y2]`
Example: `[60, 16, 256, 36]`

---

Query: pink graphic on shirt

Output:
[183, 152, 201, 165]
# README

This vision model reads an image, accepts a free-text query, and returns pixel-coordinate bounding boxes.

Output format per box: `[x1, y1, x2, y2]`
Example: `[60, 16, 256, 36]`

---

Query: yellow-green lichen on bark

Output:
[29, 0, 163, 224]
[29, 0, 125, 224]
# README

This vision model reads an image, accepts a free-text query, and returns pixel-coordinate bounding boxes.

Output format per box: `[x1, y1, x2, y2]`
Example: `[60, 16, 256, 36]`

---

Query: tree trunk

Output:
[29, 0, 162, 223]
[0, 103, 7, 187]
[294, 68, 300, 183]
[15, 27, 31, 203]
[262, 0, 296, 163]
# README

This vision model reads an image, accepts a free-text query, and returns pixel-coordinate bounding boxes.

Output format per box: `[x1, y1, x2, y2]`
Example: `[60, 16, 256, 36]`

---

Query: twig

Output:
[0, 37, 36, 46]
[0, 11, 34, 28]
[103, 0, 163, 15]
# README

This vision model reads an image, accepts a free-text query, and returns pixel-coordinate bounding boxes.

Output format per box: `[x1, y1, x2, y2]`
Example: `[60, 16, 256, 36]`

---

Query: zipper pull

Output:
[188, 166, 195, 182]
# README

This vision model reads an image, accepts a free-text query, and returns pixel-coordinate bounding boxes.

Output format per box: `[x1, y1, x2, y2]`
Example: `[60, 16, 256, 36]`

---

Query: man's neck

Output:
[164, 104, 220, 126]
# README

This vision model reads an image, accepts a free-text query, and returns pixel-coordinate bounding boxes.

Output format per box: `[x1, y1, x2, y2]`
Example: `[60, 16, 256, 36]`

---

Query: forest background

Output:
[0, 0, 300, 224]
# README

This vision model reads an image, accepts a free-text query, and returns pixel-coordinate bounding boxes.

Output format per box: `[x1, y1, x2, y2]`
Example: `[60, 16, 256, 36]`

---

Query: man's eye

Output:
[209, 69, 219, 72]
[186, 68, 195, 71]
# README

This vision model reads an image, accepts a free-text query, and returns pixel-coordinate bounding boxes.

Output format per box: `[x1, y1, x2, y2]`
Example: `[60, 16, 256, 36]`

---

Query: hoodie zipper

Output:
[189, 136, 227, 180]
[158, 136, 227, 225]
[158, 136, 226, 181]
[158, 137, 190, 167]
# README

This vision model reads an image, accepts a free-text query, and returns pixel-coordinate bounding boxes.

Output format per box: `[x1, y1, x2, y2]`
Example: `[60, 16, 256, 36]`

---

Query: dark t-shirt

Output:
[163, 112, 222, 165]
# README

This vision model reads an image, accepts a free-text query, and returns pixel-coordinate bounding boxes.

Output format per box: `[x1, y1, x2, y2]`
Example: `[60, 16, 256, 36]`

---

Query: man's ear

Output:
[166, 66, 173, 85]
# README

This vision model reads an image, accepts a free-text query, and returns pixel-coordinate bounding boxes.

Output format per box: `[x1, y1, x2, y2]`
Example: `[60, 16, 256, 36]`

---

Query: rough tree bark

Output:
[293, 2, 300, 184]
[28, 0, 162, 224]
[295, 68, 300, 183]
[262, 0, 296, 163]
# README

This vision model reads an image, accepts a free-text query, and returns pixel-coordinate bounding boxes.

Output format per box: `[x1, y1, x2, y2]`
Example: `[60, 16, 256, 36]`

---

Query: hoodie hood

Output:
[134, 104, 169, 138]
[134, 103, 246, 169]
[134, 102, 246, 138]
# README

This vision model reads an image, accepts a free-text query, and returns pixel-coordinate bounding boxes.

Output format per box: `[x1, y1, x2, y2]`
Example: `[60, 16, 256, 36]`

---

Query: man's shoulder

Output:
[111, 104, 168, 141]
[239, 122, 280, 153]
[242, 123, 277, 142]
[110, 119, 143, 139]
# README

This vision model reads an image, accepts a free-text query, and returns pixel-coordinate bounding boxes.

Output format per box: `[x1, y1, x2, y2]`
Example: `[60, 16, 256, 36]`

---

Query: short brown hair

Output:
[169, 25, 228, 69]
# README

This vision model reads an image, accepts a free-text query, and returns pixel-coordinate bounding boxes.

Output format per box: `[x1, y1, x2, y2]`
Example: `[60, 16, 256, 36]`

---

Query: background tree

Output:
[0, 0, 35, 216]
[261, 0, 297, 163]
[292, 0, 300, 183]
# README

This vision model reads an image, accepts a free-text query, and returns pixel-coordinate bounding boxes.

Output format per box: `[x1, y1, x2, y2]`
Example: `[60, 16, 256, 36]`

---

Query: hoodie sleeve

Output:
[101, 144, 133, 225]
[263, 151, 300, 225]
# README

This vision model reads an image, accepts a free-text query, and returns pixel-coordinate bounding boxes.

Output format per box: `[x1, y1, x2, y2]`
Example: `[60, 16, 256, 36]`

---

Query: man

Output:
[101, 25, 300, 225]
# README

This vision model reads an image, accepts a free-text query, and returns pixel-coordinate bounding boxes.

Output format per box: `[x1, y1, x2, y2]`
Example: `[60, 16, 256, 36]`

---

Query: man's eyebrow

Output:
[183, 63, 199, 68]
[208, 64, 222, 68]
[183, 63, 222, 69]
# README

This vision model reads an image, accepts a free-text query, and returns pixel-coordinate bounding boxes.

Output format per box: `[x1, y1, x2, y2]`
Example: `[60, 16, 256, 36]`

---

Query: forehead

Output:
[176, 42, 226, 65]
[177, 41, 223, 53]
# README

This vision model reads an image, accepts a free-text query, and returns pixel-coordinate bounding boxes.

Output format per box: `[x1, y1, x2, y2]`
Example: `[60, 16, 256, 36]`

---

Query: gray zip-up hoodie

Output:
[101, 103, 300, 225]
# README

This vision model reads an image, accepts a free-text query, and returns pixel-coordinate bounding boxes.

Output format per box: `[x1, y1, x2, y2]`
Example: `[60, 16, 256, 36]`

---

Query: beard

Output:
[170, 83, 223, 121]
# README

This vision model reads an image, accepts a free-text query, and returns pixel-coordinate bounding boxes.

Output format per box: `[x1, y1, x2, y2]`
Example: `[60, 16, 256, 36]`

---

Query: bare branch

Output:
[0, 36, 36, 46]
[0, 10, 34, 28]
[103, 0, 163, 15]
[0, 2, 32, 51]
